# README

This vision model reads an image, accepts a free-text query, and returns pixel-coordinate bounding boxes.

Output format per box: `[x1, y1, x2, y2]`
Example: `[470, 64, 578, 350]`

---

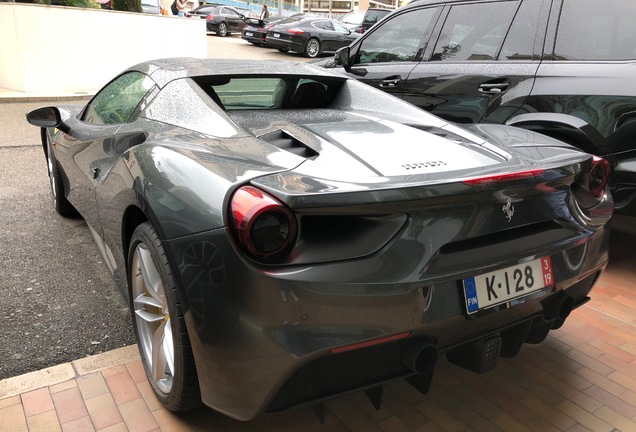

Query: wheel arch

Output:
[122, 204, 149, 272]
[506, 112, 611, 156]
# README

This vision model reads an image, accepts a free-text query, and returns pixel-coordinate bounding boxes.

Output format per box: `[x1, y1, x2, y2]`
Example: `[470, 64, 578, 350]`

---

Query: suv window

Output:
[498, 0, 543, 60]
[432, 1, 519, 61]
[554, 0, 636, 60]
[356, 7, 439, 64]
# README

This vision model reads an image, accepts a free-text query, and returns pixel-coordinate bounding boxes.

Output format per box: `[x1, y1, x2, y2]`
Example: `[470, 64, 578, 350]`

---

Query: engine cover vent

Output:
[258, 130, 319, 159]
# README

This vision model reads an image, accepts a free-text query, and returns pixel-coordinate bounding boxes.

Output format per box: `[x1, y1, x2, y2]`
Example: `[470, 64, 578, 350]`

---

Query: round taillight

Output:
[587, 156, 610, 197]
[230, 186, 297, 261]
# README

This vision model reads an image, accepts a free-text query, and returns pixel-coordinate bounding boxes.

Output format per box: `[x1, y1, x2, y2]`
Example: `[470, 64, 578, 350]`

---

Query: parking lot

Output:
[1, 34, 636, 432]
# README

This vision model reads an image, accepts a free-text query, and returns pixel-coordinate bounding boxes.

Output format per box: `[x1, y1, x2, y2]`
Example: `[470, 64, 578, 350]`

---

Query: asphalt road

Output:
[0, 35, 316, 380]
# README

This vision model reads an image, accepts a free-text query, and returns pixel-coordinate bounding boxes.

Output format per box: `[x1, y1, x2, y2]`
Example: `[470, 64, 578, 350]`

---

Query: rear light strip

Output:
[463, 168, 545, 185]
[330, 332, 412, 354]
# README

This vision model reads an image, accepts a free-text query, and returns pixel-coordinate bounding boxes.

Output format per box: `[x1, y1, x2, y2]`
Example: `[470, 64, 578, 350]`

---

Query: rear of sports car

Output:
[161, 114, 612, 420]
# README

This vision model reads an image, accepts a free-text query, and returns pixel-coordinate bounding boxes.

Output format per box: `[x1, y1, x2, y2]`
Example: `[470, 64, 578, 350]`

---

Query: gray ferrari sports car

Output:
[26, 58, 612, 421]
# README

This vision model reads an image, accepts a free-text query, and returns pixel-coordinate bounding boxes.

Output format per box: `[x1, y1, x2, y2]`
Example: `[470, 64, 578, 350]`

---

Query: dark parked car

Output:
[325, 0, 636, 213]
[266, 15, 360, 57]
[242, 15, 297, 46]
[188, 4, 246, 36]
[26, 58, 611, 421]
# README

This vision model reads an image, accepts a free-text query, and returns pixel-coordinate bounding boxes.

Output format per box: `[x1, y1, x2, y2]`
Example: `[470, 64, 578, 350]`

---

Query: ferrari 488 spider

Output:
[27, 58, 612, 421]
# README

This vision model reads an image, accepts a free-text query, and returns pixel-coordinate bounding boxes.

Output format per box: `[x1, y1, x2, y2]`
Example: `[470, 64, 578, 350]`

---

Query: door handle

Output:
[379, 76, 402, 88]
[479, 82, 510, 93]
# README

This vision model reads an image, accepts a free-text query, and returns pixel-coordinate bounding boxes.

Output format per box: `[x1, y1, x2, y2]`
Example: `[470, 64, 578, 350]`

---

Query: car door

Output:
[403, 0, 548, 124]
[342, 6, 443, 99]
[222, 6, 243, 33]
[55, 72, 155, 235]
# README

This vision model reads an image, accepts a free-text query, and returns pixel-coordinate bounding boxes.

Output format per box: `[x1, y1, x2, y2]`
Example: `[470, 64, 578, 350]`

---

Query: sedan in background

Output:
[26, 57, 612, 421]
[188, 4, 246, 36]
[266, 15, 360, 57]
[242, 15, 297, 46]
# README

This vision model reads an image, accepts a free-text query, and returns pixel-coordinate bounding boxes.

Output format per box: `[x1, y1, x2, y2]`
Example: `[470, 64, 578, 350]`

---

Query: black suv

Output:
[324, 0, 636, 213]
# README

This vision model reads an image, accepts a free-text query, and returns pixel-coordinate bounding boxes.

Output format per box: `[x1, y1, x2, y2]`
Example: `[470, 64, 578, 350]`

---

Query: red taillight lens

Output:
[463, 168, 545, 185]
[587, 156, 610, 198]
[230, 186, 297, 261]
[287, 28, 304, 35]
[206, 15, 214, 21]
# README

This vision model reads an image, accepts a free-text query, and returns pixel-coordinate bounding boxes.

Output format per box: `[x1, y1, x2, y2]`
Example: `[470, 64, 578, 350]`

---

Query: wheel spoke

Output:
[137, 245, 164, 303]
[133, 292, 163, 310]
[151, 321, 168, 380]
[151, 320, 174, 393]
[163, 318, 175, 377]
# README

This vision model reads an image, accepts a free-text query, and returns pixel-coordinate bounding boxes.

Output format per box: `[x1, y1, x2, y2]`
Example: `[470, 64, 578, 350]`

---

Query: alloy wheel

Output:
[131, 243, 175, 394]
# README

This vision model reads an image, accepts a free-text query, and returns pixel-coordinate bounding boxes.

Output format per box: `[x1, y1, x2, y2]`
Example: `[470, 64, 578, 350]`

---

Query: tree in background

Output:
[113, 0, 141, 12]
[31, 0, 100, 7]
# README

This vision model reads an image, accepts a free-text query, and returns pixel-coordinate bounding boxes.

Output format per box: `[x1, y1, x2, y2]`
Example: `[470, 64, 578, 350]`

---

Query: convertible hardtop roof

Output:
[125, 58, 345, 88]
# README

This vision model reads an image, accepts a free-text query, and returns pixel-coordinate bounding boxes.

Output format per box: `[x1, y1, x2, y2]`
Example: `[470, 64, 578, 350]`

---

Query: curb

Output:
[0, 345, 139, 400]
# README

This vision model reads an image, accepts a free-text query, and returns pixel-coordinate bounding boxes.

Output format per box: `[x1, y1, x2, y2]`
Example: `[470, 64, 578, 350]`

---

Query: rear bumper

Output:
[266, 36, 304, 52]
[162, 223, 609, 420]
[242, 32, 267, 45]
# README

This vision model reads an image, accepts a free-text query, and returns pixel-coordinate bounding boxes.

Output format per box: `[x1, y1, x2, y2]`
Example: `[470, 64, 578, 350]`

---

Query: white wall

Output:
[0, 3, 207, 95]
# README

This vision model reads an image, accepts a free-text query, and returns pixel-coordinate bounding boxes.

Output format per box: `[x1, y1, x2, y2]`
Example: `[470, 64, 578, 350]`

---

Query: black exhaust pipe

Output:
[542, 291, 574, 329]
[402, 344, 438, 395]
[402, 344, 438, 375]
[526, 291, 575, 343]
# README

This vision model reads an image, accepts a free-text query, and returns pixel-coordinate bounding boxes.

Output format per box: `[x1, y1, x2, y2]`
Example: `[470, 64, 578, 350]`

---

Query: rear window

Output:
[554, 0, 636, 60]
[364, 9, 390, 25]
[193, 77, 344, 110]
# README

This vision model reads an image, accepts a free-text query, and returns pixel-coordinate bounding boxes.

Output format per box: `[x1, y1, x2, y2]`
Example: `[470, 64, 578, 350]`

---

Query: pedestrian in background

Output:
[172, 0, 187, 16]
[260, 4, 269, 19]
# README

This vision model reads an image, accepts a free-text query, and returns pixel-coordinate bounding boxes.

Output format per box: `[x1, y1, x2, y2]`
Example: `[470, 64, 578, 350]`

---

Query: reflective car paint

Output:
[27, 58, 612, 421]
[320, 0, 636, 213]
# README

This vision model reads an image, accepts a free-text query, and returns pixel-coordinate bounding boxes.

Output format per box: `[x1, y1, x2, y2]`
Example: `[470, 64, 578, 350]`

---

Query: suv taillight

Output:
[230, 186, 297, 261]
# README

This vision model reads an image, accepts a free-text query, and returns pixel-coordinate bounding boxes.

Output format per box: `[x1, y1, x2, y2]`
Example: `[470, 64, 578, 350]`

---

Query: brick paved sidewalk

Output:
[1, 217, 635, 432]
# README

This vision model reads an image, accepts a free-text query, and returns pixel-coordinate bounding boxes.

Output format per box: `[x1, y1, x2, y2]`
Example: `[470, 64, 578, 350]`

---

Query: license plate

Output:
[274, 33, 280, 38]
[245, 32, 253, 36]
[463, 256, 554, 314]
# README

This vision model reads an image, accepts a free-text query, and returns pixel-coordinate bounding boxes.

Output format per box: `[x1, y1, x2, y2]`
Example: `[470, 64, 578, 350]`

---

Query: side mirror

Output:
[26, 106, 62, 128]
[335, 47, 352, 71]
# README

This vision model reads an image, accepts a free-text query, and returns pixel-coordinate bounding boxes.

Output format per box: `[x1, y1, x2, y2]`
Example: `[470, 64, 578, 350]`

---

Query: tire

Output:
[128, 222, 201, 411]
[44, 131, 76, 217]
[304, 38, 320, 58]
[217, 22, 227, 37]
[277, 47, 290, 53]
